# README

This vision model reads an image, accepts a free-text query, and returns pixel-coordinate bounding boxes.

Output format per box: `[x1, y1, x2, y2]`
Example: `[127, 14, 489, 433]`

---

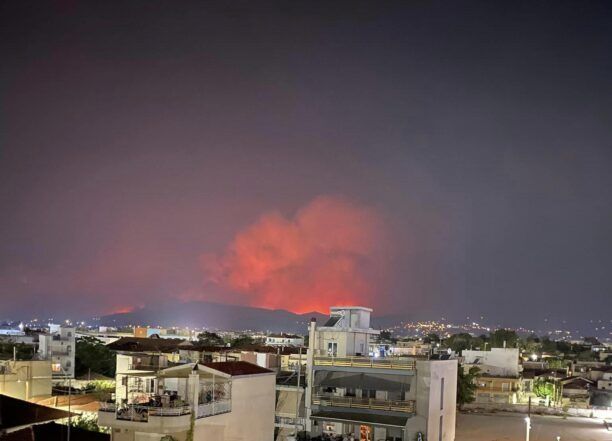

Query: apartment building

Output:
[98, 361, 275, 441]
[597, 372, 612, 390]
[38, 325, 76, 379]
[461, 348, 521, 404]
[305, 306, 457, 441]
[275, 371, 306, 441]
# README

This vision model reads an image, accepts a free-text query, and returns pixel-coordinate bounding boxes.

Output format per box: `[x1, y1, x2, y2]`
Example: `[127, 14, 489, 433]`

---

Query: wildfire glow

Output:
[202, 195, 390, 313]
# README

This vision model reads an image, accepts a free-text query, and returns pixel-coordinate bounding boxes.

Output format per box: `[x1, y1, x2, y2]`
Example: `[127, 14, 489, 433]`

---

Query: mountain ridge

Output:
[98, 300, 328, 333]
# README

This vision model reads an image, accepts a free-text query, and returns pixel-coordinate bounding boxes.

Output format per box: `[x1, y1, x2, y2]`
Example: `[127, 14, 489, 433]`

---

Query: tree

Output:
[379, 330, 395, 343]
[577, 350, 598, 361]
[533, 378, 555, 399]
[457, 366, 480, 408]
[445, 333, 475, 353]
[546, 358, 567, 370]
[197, 332, 224, 346]
[230, 335, 255, 348]
[489, 329, 518, 348]
[68, 414, 109, 434]
[520, 334, 541, 354]
[424, 333, 440, 344]
[0, 342, 35, 360]
[74, 336, 116, 377]
[555, 341, 573, 354]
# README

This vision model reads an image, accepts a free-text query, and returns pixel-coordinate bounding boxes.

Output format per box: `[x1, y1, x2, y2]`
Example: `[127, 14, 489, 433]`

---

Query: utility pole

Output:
[294, 346, 302, 440]
[61, 366, 71, 441]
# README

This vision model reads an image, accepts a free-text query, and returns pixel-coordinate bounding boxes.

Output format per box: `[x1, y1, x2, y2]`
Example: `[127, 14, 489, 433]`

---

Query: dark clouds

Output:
[0, 1, 611, 324]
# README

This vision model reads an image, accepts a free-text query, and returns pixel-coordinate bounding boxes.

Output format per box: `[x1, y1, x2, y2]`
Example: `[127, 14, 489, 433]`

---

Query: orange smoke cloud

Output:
[201, 196, 390, 313]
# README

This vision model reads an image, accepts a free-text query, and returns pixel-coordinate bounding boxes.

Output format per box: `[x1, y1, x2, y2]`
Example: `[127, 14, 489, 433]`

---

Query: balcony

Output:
[312, 394, 415, 413]
[198, 398, 231, 417]
[314, 356, 416, 370]
[127, 362, 165, 371]
[275, 415, 306, 428]
[116, 404, 192, 422]
[476, 386, 520, 393]
[52, 349, 71, 356]
[99, 397, 231, 425]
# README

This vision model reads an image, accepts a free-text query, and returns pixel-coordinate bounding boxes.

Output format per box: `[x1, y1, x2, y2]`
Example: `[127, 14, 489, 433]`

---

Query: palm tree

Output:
[457, 366, 480, 409]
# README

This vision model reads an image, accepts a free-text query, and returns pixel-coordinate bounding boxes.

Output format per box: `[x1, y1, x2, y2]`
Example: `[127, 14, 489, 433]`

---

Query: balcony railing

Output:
[275, 415, 306, 427]
[476, 386, 520, 393]
[102, 399, 232, 422]
[127, 363, 163, 371]
[312, 394, 415, 413]
[314, 356, 416, 370]
[197, 399, 231, 418]
[114, 404, 191, 422]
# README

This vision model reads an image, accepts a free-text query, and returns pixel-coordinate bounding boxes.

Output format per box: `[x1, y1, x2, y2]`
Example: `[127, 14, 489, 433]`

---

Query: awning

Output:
[311, 410, 409, 428]
[314, 371, 410, 391]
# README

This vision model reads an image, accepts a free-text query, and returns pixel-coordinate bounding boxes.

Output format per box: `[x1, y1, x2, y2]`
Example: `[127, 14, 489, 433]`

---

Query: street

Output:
[456, 412, 612, 441]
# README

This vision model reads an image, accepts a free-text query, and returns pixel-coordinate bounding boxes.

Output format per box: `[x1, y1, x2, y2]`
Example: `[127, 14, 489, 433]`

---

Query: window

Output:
[327, 342, 338, 356]
[439, 415, 443, 441]
[51, 363, 61, 372]
[440, 377, 445, 410]
[145, 378, 155, 393]
[363, 389, 376, 399]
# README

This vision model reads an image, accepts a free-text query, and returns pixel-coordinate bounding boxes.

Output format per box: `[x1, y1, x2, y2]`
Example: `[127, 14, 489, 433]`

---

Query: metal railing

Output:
[275, 415, 306, 427]
[314, 356, 416, 370]
[312, 394, 416, 413]
[127, 363, 163, 371]
[197, 399, 231, 418]
[476, 386, 520, 393]
[114, 404, 191, 421]
[149, 405, 191, 416]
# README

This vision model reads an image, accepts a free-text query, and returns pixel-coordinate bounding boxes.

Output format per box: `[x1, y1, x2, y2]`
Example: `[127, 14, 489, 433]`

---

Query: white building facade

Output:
[99, 361, 276, 441]
[305, 306, 457, 441]
[0, 360, 53, 400]
[38, 325, 76, 379]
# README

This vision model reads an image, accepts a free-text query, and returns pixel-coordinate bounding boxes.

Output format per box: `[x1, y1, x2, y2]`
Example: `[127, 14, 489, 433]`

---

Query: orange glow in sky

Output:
[202, 196, 390, 313]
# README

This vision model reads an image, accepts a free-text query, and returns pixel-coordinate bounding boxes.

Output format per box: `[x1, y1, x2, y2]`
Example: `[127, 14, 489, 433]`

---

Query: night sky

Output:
[1, 1, 611, 325]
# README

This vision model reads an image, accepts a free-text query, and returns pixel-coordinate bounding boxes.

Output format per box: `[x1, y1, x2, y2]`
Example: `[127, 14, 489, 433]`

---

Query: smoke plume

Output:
[201, 196, 390, 313]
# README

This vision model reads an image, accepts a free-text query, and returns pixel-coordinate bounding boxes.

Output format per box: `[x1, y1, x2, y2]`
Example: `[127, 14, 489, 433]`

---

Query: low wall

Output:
[462, 402, 612, 419]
